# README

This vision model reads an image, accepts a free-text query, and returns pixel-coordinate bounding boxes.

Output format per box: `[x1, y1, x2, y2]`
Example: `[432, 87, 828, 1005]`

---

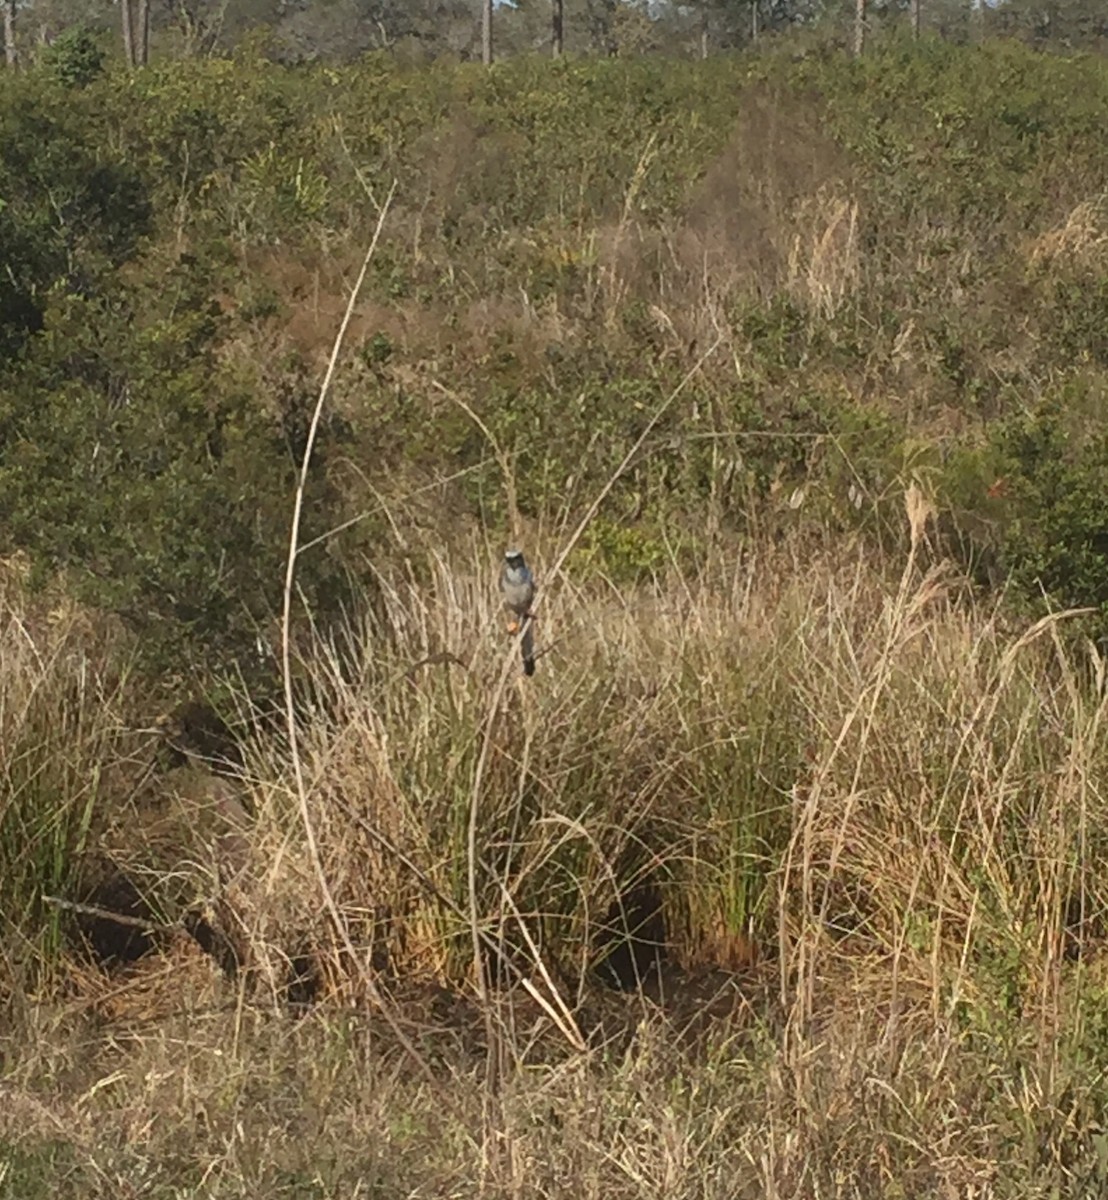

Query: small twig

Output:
[41, 894, 175, 933]
[402, 652, 472, 681]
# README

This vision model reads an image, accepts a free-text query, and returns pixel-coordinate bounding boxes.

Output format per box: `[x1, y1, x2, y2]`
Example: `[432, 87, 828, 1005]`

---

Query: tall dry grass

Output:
[255, 494, 1106, 1008]
[0, 560, 144, 998]
[5, 503, 1108, 1195]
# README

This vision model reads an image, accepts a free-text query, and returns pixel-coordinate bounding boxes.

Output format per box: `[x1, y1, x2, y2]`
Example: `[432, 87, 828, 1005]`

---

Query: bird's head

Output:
[504, 549, 527, 569]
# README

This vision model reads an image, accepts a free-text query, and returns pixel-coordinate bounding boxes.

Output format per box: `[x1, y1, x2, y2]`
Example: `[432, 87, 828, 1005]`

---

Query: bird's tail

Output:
[521, 622, 536, 677]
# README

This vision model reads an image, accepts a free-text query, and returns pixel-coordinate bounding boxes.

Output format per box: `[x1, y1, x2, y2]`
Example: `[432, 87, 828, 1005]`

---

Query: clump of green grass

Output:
[0, 561, 141, 993]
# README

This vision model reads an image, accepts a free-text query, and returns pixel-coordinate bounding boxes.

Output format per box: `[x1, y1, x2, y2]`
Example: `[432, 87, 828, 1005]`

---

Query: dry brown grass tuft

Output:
[785, 186, 860, 319]
[1026, 193, 1108, 270]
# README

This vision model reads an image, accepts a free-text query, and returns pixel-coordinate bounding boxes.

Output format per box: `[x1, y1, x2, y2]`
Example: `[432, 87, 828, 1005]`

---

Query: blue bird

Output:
[500, 549, 536, 677]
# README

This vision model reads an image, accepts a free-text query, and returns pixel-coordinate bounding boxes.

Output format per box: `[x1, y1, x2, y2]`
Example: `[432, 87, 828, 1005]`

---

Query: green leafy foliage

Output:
[0, 79, 151, 358]
[0, 42, 1107, 676]
[0, 255, 358, 681]
[991, 395, 1108, 639]
[41, 26, 107, 89]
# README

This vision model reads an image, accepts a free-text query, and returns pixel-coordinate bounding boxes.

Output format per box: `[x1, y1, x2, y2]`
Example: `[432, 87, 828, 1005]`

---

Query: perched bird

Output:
[500, 548, 536, 677]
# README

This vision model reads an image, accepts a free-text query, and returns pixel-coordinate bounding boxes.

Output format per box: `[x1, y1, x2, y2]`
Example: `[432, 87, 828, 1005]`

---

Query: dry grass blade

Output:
[276, 179, 448, 1092]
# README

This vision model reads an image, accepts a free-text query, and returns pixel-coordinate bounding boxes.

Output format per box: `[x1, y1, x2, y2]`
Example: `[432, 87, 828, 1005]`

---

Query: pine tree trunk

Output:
[552, 0, 562, 56]
[699, 5, 708, 58]
[482, 0, 492, 64]
[854, 0, 866, 55]
[121, 0, 136, 67]
[3, 0, 16, 68]
[750, 0, 758, 43]
[911, 0, 920, 37]
[137, 0, 149, 64]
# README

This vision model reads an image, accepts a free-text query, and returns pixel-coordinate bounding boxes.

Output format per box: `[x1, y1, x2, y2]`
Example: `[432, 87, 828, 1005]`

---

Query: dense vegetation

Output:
[2, 36, 1108, 1197]
[4, 36, 1108, 669]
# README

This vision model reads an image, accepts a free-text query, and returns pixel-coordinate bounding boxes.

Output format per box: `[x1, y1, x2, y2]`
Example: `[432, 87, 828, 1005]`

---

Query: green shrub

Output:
[41, 26, 106, 90]
[0, 80, 151, 357]
[0, 256, 360, 682]
[991, 393, 1108, 640]
[1, 42, 1108, 683]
